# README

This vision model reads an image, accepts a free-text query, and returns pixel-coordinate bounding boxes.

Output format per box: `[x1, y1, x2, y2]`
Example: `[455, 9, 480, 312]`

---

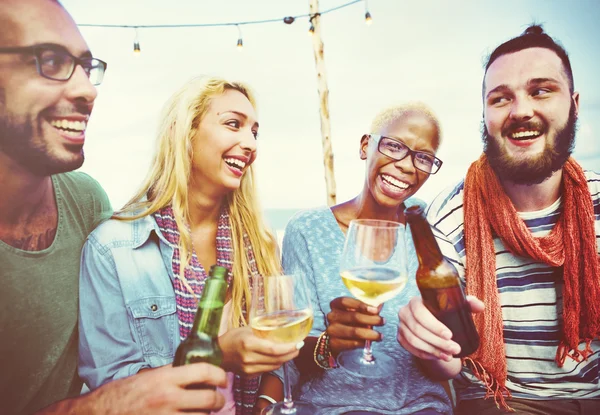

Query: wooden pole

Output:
[309, 0, 336, 206]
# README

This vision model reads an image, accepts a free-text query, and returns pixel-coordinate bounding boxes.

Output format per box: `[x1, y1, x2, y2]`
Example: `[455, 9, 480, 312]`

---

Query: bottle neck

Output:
[408, 214, 445, 268]
[191, 277, 227, 338]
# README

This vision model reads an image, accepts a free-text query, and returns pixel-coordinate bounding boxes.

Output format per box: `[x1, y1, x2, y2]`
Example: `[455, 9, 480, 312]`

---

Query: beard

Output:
[482, 104, 578, 185]
[0, 107, 85, 177]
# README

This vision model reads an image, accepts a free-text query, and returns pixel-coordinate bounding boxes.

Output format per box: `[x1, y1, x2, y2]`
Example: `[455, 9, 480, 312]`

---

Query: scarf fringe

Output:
[555, 339, 594, 367]
[464, 358, 514, 412]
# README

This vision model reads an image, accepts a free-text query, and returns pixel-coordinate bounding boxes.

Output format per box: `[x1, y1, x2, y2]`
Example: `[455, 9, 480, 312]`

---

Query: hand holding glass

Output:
[339, 219, 408, 377]
[250, 274, 314, 415]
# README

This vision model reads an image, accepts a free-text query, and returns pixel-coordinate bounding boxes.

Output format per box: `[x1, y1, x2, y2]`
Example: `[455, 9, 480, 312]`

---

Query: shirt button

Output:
[150, 304, 158, 312]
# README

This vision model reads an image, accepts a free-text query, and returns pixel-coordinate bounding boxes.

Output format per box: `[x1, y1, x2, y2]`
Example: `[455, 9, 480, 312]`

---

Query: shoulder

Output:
[585, 169, 600, 193]
[284, 206, 332, 234]
[56, 171, 107, 195]
[426, 179, 466, 225]
[87, 214, 152, 249]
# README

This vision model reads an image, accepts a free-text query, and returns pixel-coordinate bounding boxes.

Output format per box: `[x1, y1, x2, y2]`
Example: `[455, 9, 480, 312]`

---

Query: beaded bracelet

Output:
[313, 331, 338, 369]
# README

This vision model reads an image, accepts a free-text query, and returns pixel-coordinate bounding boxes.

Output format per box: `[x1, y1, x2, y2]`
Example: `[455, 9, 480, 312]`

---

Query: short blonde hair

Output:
[370, 102, 441, 148]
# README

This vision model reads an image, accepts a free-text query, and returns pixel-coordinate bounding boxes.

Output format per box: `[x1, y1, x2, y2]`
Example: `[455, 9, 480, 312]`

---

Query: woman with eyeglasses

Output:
[254, 104, 452, 415]
[77, 76, 301, 415]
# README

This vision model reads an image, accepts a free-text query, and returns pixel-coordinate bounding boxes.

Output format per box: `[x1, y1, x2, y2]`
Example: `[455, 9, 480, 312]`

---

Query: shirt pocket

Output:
[128, 296, 177, 359]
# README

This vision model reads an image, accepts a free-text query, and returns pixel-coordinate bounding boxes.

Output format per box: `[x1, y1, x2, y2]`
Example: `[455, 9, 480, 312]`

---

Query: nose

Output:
[394, 152, 416, 174]
[240, 129, 257, 153]
[509, 94, 534, 122]
[65, 65, 98, 106]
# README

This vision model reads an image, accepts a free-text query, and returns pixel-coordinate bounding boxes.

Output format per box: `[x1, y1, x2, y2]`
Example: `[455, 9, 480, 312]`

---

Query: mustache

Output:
[42, 103, 93, 118]
[501, 120, 546, 137]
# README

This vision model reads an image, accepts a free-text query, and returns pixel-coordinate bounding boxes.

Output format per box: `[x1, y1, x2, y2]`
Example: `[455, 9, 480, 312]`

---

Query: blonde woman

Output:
[78, 76, 299, 415]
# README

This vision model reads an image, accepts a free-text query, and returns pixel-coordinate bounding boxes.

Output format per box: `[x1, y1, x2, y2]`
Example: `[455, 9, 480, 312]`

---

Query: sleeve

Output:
[78, 232, 150, 389]
[426, 191, 467, 281]
[271, 215, 322, 389]
[281, 217, 324, 337]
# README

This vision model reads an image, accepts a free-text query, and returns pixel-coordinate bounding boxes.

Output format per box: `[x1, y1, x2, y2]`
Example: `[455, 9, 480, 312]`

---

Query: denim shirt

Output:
[78, 213, 179, 390]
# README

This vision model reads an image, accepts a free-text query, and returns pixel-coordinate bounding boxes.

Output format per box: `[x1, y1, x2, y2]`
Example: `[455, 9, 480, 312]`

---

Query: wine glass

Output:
[250, 274, 315, 415]
[338, 219, 408, 378]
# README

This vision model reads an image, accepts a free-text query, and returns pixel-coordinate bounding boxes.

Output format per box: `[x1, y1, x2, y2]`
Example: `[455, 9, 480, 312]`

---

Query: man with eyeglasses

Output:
[398, 25, 600, 414]
[0, 1, 227, 414]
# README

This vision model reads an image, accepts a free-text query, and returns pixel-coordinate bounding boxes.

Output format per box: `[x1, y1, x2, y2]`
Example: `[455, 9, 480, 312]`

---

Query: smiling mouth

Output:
[49, 119, 87, 137]
[381, 173, 409, 190]
[509, 129, 542, 141]
[224, 157, 247, 173]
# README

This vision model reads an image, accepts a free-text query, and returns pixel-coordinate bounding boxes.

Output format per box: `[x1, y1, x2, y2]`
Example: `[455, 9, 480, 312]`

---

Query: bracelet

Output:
[257, 394, 277, 404]
[313, 331, 338, 369]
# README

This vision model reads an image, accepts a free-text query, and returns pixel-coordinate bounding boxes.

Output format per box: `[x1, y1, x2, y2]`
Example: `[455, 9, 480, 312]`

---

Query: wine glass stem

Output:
[282, 362, 295, 413]
[362, 339, 374, 363]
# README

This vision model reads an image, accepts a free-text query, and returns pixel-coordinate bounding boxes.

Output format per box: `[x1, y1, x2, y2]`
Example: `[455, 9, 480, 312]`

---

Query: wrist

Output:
[314, 332, 337, 369]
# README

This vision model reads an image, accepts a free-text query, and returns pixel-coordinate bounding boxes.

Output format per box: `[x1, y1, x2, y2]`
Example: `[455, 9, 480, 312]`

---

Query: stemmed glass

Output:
[338, 219, 408, 378]
[250, 274, 315, 415]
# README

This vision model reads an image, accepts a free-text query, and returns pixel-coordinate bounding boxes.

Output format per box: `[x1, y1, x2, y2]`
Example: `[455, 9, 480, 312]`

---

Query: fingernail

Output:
[382, 317, 386, 325]
[296, 341, 305, 350]
[367, 306, 378, 314]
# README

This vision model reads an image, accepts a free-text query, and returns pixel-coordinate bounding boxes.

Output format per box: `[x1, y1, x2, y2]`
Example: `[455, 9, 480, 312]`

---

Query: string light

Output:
[364, 0, 373, 25]
[236, 24, 243, 49]
[133, 27, 141, 54]
[77, 0, 365, 49]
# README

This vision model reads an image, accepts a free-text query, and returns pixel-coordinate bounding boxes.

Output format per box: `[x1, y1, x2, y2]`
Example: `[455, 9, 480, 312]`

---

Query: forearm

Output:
[254, 373, 283, 415]
[417, 357, 462, 381]
[35, 389, 105, 415]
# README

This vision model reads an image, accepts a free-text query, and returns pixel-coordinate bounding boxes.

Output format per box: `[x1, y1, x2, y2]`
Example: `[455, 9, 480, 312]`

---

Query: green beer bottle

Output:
[173, 264, 228, 367]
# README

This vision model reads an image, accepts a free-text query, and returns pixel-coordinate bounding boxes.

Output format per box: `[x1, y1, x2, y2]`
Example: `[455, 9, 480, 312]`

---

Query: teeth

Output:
[50, 119, 87, 131]
[381, 174, 409, 189]
[224, 157, 246, 170]
[511, 130, 540, 139]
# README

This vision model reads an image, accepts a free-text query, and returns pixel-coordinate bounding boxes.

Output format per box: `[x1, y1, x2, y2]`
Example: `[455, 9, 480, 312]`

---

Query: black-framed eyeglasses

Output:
[0, 43, 107, 86]
[370, 134, 443, 174]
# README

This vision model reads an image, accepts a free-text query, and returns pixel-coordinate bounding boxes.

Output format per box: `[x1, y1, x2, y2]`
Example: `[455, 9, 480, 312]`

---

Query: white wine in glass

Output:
[338, 219, 408, 378]
[250, 274, 315, 415]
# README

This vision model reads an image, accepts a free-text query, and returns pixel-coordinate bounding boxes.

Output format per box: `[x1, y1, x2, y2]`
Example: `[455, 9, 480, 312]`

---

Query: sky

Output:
[61, 0, 600, 212]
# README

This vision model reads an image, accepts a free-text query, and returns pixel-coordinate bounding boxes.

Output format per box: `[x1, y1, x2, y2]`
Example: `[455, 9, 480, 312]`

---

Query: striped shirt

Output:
[426, 170, 600, 401]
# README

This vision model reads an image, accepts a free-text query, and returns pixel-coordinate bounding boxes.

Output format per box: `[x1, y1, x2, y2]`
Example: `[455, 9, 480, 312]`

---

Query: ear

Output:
[572, 92, 580, 116]
[359, 134, 370, 160]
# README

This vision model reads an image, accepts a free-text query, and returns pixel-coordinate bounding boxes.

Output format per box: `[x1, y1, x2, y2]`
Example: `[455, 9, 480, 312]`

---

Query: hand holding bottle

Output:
[218, 326, 300, 375]
[397, 295, 484, 362]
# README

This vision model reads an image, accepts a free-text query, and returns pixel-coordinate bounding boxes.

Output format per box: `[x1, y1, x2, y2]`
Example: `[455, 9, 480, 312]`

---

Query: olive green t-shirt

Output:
[0, 172, 112, 415]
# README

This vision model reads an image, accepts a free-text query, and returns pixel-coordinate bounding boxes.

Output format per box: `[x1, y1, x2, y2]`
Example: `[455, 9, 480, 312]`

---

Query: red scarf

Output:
[462, 155, 600, 411]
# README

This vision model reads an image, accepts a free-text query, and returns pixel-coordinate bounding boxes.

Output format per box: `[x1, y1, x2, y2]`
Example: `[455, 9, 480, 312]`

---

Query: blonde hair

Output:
[370, 102, 441, 148]
[116, 76, 280, 328]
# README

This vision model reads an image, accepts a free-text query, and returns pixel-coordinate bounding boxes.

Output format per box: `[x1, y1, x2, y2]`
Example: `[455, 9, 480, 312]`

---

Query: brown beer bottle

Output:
[405, 204, 479, 357]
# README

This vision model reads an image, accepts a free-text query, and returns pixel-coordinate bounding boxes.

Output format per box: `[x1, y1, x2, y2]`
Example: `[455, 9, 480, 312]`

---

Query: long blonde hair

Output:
[115, 76, 280, 328]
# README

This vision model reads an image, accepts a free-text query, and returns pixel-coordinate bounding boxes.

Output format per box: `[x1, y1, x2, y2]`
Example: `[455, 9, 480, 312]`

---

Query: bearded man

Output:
[397, 25, 600, 414]
[1, 1, 226, 414]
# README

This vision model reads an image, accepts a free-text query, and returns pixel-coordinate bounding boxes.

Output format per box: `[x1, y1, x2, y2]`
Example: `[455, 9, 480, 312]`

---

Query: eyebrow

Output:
[37, 42, 93, 59]
[219, 110, 259, 128]
[486, 77, 561, 98]
[382, 135, 435, 155]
